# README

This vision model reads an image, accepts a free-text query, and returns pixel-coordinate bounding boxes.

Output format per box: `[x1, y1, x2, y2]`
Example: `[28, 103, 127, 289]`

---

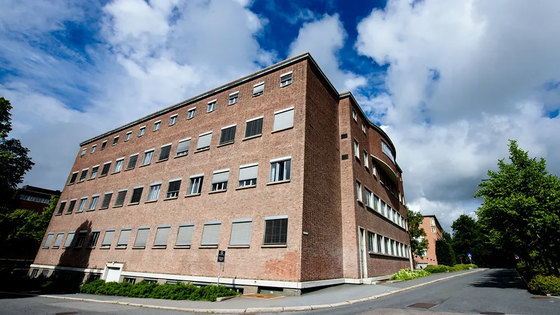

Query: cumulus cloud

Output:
[288, 14, 366, 92]
[356, 0, 560, 230]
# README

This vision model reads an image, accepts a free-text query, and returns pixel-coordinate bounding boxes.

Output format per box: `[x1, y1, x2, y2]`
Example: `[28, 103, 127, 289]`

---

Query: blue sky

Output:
[2, 0, 560, 231]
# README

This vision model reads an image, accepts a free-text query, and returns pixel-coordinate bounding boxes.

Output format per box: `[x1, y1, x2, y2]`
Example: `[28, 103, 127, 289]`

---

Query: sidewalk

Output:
[37, 269, 485, 313]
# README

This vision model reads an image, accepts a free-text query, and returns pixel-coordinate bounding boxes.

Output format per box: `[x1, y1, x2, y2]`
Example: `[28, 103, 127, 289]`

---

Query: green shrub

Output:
[528, 275, 560, 296]
[390, 269, 430, 281]
[424, 265, 450, 273]
[80, 279, 105, 294]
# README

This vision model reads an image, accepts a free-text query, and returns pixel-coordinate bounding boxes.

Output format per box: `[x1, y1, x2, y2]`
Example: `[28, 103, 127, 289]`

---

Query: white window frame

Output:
[253, 82, 264, 97]
[188, 174, 204, 195]
[77, 197, 88, 212]
[142, 149, 155, 165]
[153, 120, 161, 131]
[166, 178, 182, 198]
[238, 163, 258, 187]
[114, 158, 125, 173]
[269, 157, 291, 183]
[125, 131, 132, 141]
[273, 106, 294, 131]
[101, 140, 107, 150]
[280, 71, 292, 87]
[363, 151, 369, 168]
[138, 126, 146, 137]
[88, 194, 100, 211]
[228, 91, 239, 105]
[352, 109, 357, 122]
[211, 169, 229, 192]
[112, 136, 119, 146]
[356, 181, 362, 202]
[207, 100, 216, 113]
[176, 138, 191, 156]
[80, 148, 87, 157]
[147, 183, 162, 201]
[354, 140, 359, 158]
[90, 144, 97, 154]
[362, 123, 366, 134]
[187, 107, 196, 120]
[169, 114, 178, 126]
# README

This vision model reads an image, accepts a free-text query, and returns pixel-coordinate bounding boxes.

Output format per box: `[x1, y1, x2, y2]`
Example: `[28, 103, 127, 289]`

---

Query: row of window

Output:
[19, 194, 52, 204]
[69, 107, 295, 186]
[43, 217, 289, 250]
[57, 158, 292, 215]
[351, 108, 396, 165]
[356, 181, 407, 231]
[367, 231, 409, 258]
[80, 72, 294, 157]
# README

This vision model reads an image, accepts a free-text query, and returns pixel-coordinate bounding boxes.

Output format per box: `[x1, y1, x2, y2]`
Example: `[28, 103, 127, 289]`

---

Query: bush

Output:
[435, 240, 456, 266]
[390, 269, 430, 281]
[528, 275, 560, 296]
[424, 265, 449, 273]
[79, 280, 239, 301]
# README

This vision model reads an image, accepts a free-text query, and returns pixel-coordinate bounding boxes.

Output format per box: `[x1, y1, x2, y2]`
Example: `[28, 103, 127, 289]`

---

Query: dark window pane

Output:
[127, 155, 138, 169]
[159, 145, 172, 161]
[245, 118, 263, 138]
[101, 163, 111, 176]
[219, 126, 236, 145]
[131, 187, 143, 203]
[115, 191, 127, 206]
[101, 193, 112, 208]
[264, 219, 288, 245]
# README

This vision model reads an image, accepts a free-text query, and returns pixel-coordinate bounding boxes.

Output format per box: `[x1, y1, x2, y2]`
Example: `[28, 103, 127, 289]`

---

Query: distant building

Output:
[414, 215, 443, 268]
[15, 185, 61, 214]
[32, 53, 411, 295]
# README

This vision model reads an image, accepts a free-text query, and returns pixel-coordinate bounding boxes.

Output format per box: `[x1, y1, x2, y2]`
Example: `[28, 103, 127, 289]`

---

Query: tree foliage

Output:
[406, 207, 428, 257]
[435, 239, 456, 266]
[475, 140, 560, 275]
[0, 97, 34, 200]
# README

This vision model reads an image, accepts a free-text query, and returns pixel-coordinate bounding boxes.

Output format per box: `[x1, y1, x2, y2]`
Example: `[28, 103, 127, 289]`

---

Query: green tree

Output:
[435, 239, 456, 266]
[407, 207, 428, 258]
[0, 197, 56, 258]
[0, 97, 34, 202]
[475, 140, 560, 275]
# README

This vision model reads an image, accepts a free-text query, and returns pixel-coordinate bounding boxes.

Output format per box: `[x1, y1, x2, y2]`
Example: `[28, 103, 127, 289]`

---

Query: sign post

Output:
[217, 250, 225, 286]
[467, 252, 472, 268]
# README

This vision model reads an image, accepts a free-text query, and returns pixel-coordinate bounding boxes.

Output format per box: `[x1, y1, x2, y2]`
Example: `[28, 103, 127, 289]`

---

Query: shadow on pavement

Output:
[0, 292, 32, 300]
[471, 268, 526, 289]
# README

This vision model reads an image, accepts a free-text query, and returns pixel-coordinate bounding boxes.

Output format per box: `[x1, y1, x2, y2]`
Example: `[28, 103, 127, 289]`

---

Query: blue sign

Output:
[467, 253, 472, 258]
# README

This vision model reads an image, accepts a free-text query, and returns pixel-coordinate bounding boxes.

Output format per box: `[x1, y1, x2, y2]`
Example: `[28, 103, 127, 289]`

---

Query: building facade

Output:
[414, 215, 443, 268]
[31, 53, 411, 295]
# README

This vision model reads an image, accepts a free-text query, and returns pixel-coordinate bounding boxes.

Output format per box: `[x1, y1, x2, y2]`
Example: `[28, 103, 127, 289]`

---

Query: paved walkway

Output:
[36, 269, 485, 313]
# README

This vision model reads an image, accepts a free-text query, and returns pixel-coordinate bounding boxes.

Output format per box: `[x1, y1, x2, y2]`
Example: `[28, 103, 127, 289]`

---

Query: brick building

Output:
[414, 215, 443, 268]
[31, 53, 411, 295]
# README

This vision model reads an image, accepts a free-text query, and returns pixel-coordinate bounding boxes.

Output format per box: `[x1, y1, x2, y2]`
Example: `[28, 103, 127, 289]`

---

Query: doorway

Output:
[359, 228, 368, 278]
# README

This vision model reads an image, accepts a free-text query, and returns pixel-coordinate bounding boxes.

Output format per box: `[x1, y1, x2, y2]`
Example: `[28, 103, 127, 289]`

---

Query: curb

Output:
[3, 269, 486, 313]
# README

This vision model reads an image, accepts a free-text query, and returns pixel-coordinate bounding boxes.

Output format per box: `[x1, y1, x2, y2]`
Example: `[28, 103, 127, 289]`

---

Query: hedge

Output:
[390, 269, 431, 281]
[79, 280, 239, 301]
[424, 264, 478, 274]
[528, 275, 560, 296]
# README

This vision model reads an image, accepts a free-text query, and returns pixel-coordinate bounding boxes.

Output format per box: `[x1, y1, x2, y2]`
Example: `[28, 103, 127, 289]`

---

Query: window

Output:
[134, 227, 150, 248]
[114, 190, 127, 207]
[79, 169, 88, 182]
[207, 100, 216, 113]
[245, 116, 263, 138]
[219, 125, 236, 145]
[211, 169, 229, 192]
[43, 233, 54, 248]
[147, 183, 161, 201]
[431, 218, 435, 226]
[356, 181, 362, 202]
[101, 162, 111, 176]
[392, 209, 397, 222]
[75, 231, 87, 248]
[88, 231, 100, 247]
[432, 227, 436, 233]
[390, 240, 395, 255]
[64, 232, 75, 248]
[280, 72, 292, 87]
[66, 199, 76, 214]
[364, 151, 369, 168]
[68, 172, 78, 185]
[239, 163, 258, 187]
[101, 192, 112, 209]
[270, 157, 291, 182]
[176, 138, 191, 156]
[364, 188, 372, 208]
[56, 201, 67, 215]
[113, 136, 119, 146]
[114, 158, 124, 173]
[368, 232, 375, 252]
[230, 219, 252, 246]
[228, 92, 239, 105]
[187, 175, 203, 195]
[187, 107, 196, 119]
[101, 230, 115, 248]
[117, 228, 132, 248]
[384, 237, 389, 254]
[138, 126, 146, 137]
[372, 161, 377, 178]
[142, 149, 154, 165]
[264, 216, 288, 245]
[253, 82, 264, 97]
[169, 114, 178, 126]
[123, 277, 136, 284]
[127, 154, 138, 170]
[352, 109, 357, 121]
[88, 195, 99, 211]
[354, 140, 359, 158]
[77, 197, 87, 212]
[377, 235, 383, 253]
[153, 120, 161, 131]
[201, 222, 221, 246]
[362, 123, 366, 133]
[158, 144, 172, 161]
[90, 165, 99, 179]
[130, 187, 143, 204]
[154, 225, 171, 247]
[80, 148, 87, 157]
[381, 201, 387, 216]
[91, 145, 97, 154]
[166, 179, 181, 198]
[382, 141, 396, 164]
[125, 131, 132, 141]
[273, 107, 294, 131]
[176, 224, 194, 247]
[101, 141, 107, 151]
[196, 132, 212, 151]
[31, 269, 38, 278]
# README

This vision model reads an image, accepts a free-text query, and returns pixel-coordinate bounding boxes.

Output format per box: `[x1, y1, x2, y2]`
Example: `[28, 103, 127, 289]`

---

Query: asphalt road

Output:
[0, 269, 556, 315]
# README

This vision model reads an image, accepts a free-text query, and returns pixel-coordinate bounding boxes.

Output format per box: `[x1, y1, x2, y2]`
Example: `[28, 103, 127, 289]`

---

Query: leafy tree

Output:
[0, 97, 34, 202]
[442, 230, 453, 243]
[407, 207, 428, 258]
[0, 197, 56, 258]
[475, 140, 560, 275]
[435, 239, 456, 266]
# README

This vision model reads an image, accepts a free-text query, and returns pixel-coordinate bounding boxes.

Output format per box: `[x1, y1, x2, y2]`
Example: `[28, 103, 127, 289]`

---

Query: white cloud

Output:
[356, 0, 560, 227]
[288, 14, 366, 92]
